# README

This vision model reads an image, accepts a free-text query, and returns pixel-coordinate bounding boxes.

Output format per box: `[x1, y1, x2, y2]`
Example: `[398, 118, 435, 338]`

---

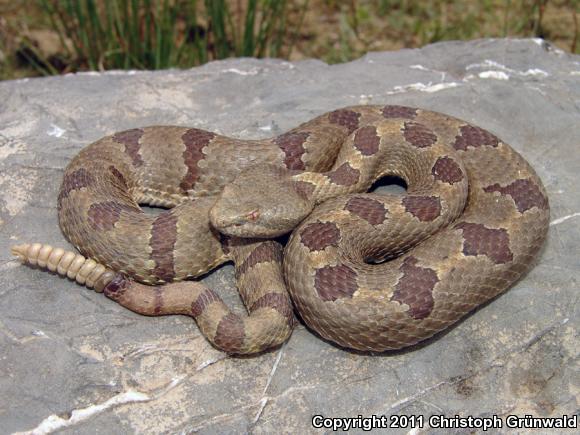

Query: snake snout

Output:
[209, 206, 236, 230]
[209, 199, 260, 234]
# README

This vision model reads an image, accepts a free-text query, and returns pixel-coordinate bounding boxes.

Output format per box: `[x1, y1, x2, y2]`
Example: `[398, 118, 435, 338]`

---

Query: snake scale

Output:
[12, 105, 549, 354]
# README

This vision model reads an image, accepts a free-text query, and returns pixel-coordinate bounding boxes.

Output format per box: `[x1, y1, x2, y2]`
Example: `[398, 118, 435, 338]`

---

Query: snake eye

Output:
[246, 209, 260, 222]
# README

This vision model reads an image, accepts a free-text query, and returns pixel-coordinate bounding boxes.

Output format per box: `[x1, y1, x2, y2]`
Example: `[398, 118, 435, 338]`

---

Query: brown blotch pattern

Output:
[58, 167, 95, 208]
[108, 165, 128, 190]
[328, 109, 361, 133]
[236, 241, 282, 277]
[87, 201, 136, 231]
[179, 128, 216, 192]
[153, 287, 163, 315]
[453, 125, 499, 151]
[345, 196, 387, 225]
[214, 313, 245, 352]
[191, 288, 221, 317]
[392, 256, 438, 320]
[353, 125, 380, 156]
[483, 179, 548, 213]
[300, 222, 341, 251]
[402, 196, 442, 222]
[250, 293, 294, 326]
[314, 263, 358, 301]
[113, 129, 144, 166]
[275, 131, 310, 170]
[403, 122, 438, 148]
[381, 105, 418, 119]
[150, 212, 178, 281]
[455, 222, 513, 264]
[103, 274, 130, 300]
[327, 163, 360, 186]
[432, 156, 464, 184]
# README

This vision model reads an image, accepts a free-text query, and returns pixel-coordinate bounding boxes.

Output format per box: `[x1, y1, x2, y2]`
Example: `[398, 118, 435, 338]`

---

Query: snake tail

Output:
[12, 242, 293, 355]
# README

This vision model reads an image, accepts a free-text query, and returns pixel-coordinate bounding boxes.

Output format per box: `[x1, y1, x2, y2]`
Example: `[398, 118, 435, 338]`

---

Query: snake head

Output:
[210, 165, 314, 238]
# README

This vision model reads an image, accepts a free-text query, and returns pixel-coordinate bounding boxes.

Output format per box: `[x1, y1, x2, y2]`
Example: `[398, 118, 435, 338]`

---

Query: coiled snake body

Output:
[12, 105, 549, 354]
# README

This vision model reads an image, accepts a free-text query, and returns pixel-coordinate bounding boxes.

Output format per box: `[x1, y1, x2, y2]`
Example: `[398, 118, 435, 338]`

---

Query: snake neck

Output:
[290, 170, 374, 206]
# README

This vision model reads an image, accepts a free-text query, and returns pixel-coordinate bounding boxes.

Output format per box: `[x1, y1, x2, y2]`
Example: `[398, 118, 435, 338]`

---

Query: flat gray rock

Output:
[1, 38, 578, 434]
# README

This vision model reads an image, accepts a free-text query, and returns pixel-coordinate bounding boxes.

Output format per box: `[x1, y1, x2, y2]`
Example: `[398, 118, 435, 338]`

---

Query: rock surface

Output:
[0, 38, 578, 434]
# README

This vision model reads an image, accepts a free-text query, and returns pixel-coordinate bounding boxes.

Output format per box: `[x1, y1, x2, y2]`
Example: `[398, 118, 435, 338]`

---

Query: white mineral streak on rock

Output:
[47, 124, 66, 138]
[388, 81, 460, 94]
[465, 59, 549, 79]
[222, 67, 261, 76]
[478, 71, 510, 80]
[14, 377, 185, 435]
[550, 212, 580, 226]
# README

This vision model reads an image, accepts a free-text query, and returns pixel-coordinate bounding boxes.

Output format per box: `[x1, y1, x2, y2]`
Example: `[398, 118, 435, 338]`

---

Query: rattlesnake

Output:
[12, 105, 549, 354]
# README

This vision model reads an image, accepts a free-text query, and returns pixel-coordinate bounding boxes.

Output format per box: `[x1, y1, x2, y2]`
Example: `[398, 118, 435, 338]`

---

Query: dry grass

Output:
[0, 0, 578, 80]
[291, 0, 579, 63]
